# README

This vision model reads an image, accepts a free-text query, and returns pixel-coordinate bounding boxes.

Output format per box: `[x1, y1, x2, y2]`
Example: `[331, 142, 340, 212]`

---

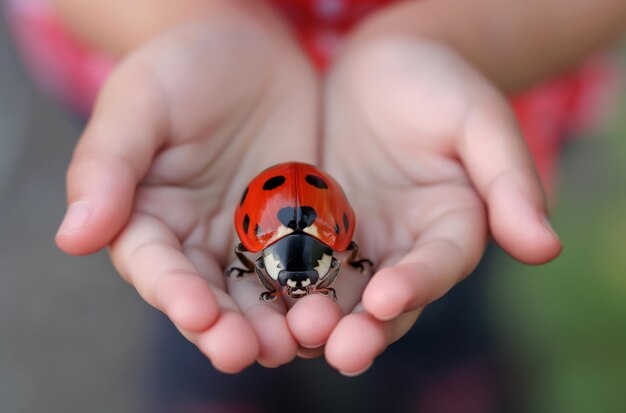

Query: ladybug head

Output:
[262, 233, 333, 299]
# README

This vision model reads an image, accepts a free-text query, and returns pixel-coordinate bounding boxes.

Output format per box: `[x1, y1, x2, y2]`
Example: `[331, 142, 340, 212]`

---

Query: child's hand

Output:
[55, 13, 320, 373]
[303, 38, 562, 375]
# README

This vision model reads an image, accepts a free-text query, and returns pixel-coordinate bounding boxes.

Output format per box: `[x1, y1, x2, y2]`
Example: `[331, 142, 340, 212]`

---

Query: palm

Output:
[325, 42, 487, 271]
[324, 40, 487, 302]
[311, 39, 560, 375]
[131, 25, 318, 264]
[59, 20, 320, 372]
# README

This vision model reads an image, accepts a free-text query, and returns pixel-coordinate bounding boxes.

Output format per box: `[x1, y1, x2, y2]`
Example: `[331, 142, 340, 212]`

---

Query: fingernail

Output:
[301, 342, 325, 349]
[57, 201, 91, 236]
[339, 361, 373, 377]
[378, 309, 402, 321]
[541, 214, 560, 240]
[257, 360, 280, 369]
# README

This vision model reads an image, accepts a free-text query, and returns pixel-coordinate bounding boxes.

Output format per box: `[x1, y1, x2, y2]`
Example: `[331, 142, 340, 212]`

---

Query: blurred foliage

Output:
[487, 54, 626, 413]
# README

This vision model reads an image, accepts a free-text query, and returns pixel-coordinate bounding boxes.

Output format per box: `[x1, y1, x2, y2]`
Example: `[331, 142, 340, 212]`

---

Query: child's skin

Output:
[52, 0, 626, 375]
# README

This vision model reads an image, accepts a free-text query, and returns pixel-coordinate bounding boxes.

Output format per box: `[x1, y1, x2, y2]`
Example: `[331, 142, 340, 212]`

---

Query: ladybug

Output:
[226, 162, 372, 302]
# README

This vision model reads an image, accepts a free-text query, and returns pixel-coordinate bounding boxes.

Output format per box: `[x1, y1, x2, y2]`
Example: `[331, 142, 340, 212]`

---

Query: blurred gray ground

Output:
[0, 13, 146, 413]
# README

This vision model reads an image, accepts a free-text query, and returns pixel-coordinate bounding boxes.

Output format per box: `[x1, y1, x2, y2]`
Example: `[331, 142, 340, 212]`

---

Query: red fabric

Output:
[5, 0, 114, 115]
[511, 60, 614, 194]
[270, 0, 396, 68]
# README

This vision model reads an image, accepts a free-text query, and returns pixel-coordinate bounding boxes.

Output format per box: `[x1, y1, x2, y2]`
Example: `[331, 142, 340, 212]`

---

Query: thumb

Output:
[459, 91, 562, 264]
[56, 61, 167, 255]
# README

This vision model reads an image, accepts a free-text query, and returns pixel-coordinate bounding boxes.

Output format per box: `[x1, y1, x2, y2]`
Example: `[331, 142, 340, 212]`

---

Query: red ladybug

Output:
[226, 162, 372, 302]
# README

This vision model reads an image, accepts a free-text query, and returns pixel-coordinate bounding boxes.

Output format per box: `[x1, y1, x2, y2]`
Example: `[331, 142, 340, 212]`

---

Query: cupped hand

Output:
[55, 7, 321, 373]
[297, 37, 563, 375]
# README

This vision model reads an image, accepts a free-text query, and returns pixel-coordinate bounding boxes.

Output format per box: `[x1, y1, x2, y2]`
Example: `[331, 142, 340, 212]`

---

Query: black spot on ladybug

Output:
[334, 223, 340, 234]
[277, 207, 296, 230]
[240, 187, 248, 206]
[343, 213, 350, 232]
[278, 206, 317, 231]
[305, 174, 328, 189]
[263, 175, 286, 190]
[243, 214, 250, 234]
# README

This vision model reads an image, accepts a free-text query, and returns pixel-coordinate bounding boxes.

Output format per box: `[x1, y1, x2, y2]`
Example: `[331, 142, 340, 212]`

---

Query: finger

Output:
[363, 201, 486, 320]
[185, 246, 265, 373]
[56, 60, 168, 255]
[286, 261, 369, 348]
[226, 265, 298, 368]
[296, 345, 325, 359]
[459, 93, 561, 264]
[287, 294, 343, 349]
[177, 311, 261, 374]
[110, 213, 259, 372]
[109, 213, 226, 331]
[325, 307, 421, 376]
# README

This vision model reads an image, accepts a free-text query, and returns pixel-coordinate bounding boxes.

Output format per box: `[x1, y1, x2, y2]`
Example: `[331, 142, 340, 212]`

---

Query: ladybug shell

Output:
[235, 162, 355, 253]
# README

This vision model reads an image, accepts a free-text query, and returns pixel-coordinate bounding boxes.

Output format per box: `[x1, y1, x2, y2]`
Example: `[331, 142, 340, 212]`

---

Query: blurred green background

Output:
[487, 51, 626, 412]
[1, 7, 625, 413]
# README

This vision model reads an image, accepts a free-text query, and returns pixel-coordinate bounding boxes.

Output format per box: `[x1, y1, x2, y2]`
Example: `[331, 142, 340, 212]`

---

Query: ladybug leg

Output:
[254, 258, 279, 303]
[225, 243, 255, 278]
[315, 257, 340, 301]
[316, 288, 336, 301]
[346, 241, 374, 273]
